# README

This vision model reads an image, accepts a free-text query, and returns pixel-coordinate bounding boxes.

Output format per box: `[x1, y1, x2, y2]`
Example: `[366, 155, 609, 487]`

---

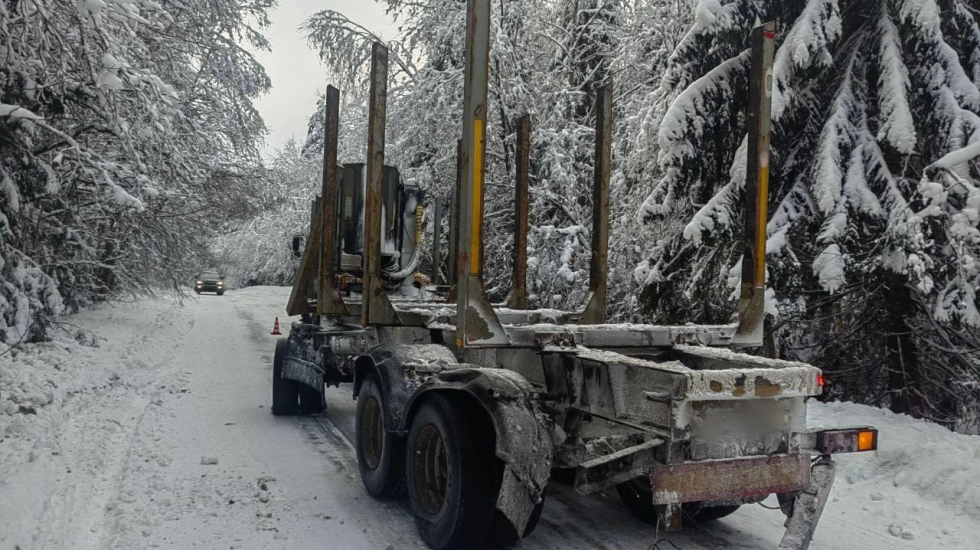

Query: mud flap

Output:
[496, 466, 539, 535]
[281, 334, 324, 391]
[778, 458, 836, 550]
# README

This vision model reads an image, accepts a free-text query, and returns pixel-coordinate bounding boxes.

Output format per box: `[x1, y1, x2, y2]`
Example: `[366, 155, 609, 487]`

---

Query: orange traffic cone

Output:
[271, 317, 281, 335]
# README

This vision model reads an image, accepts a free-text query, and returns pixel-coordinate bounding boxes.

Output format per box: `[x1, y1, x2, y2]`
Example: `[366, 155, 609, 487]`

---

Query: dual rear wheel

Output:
[355, 378, 542, 549]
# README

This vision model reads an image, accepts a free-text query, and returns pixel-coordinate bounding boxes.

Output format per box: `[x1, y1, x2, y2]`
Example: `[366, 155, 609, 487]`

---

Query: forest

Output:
[4, 0, 980, 431]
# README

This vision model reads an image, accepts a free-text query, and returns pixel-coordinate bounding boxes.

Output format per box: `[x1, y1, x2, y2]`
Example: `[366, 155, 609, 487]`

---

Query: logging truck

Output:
[270, 8, 877, 550]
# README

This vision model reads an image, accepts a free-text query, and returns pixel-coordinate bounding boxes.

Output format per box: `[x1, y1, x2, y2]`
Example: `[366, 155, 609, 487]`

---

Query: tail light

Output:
[814, 428, 878, 454]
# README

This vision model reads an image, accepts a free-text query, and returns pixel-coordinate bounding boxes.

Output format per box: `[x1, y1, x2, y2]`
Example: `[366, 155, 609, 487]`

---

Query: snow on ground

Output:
[809, 402, 980, 545]
[1, 286, 978, 550]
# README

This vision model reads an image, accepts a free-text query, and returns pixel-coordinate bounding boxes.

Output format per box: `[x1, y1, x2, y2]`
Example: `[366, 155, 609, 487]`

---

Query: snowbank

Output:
[810, 400, 980, 543]
[0, 297, 190, 549]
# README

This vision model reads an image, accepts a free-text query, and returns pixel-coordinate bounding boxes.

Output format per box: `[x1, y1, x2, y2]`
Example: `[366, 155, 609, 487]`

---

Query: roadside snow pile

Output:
[0, 300, 183, 465]
[0, 329, 136, 472]
[810, 400, 980, 543]
[0, 298, 190, 549]
[0, 337, 103, 451]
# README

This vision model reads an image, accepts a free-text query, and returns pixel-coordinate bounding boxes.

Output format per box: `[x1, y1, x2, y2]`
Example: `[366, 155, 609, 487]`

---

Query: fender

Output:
[352, 343, 458, 433]
[404, 367, 554, 538]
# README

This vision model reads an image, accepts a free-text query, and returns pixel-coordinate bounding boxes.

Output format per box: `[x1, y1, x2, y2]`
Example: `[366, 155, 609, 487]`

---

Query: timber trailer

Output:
[271, 8, 878, 550]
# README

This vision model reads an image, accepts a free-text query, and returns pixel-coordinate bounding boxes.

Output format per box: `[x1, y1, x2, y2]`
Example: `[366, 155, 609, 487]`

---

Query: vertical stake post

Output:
[455, 0, 507, 346]
[734, 22, 775, 346]
[581, 82, 613, 324]
[446, 140, 462, 300]
[318, 86, 349, 316]
[506, 114, 531, 309]
[309, 196, 319, 301]
[362, 43, 401, 326]
[432, 199, 443, 285]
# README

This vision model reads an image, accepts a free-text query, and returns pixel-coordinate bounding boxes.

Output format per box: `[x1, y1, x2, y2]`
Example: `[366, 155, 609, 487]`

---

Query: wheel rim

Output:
[360, 396, 384, 470]
[413, 423, 448, 515]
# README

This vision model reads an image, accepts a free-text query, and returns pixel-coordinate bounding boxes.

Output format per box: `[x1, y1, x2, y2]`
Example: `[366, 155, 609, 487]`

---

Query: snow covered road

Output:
[2, 287, 979, 550]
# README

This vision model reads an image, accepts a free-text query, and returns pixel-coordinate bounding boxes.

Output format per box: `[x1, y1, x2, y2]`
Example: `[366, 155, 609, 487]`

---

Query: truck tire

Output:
[406, 395, 496, 549]
[615, 479, 740, 525]
[355, 374, 402, 496]
[298, 383, 327, 415]
[685, 501, 742, 522]
[271, 339, 300, 416]
[217, 290, 224, 296]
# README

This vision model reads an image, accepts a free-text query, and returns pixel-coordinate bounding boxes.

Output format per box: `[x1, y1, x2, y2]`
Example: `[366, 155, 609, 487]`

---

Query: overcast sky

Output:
[252, 1, 397, 160]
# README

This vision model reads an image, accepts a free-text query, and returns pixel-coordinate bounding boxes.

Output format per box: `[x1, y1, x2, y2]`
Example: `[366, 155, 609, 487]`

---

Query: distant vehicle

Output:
[195, 271, 226, 295]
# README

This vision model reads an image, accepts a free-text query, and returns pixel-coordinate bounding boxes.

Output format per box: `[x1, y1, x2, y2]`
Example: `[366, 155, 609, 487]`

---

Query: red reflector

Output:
[764, 30, 776, 40]
[817, 373, 825, 387]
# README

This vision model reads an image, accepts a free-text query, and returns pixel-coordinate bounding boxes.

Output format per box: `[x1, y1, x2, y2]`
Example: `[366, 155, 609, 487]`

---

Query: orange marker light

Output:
[858, 430, 875, 452]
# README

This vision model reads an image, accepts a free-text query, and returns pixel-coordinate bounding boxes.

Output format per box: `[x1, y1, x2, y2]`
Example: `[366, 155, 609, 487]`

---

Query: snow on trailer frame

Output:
[271, 6, 877, 550]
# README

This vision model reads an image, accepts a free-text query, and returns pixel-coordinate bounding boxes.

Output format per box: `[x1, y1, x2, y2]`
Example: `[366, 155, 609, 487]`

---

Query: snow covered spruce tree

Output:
[0, 0, 272, 343]
[636, 0, 980, 427]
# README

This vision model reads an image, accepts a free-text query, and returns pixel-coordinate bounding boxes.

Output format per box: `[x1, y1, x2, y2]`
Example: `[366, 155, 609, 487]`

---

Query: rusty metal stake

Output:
[362, 42, 401, 326]
[318, 85, 350, 316]
[734, 22, 775, 346]
[505, 114, 531, 309]
[581, 82, 612, 324]
[454, 0, 507, 346]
